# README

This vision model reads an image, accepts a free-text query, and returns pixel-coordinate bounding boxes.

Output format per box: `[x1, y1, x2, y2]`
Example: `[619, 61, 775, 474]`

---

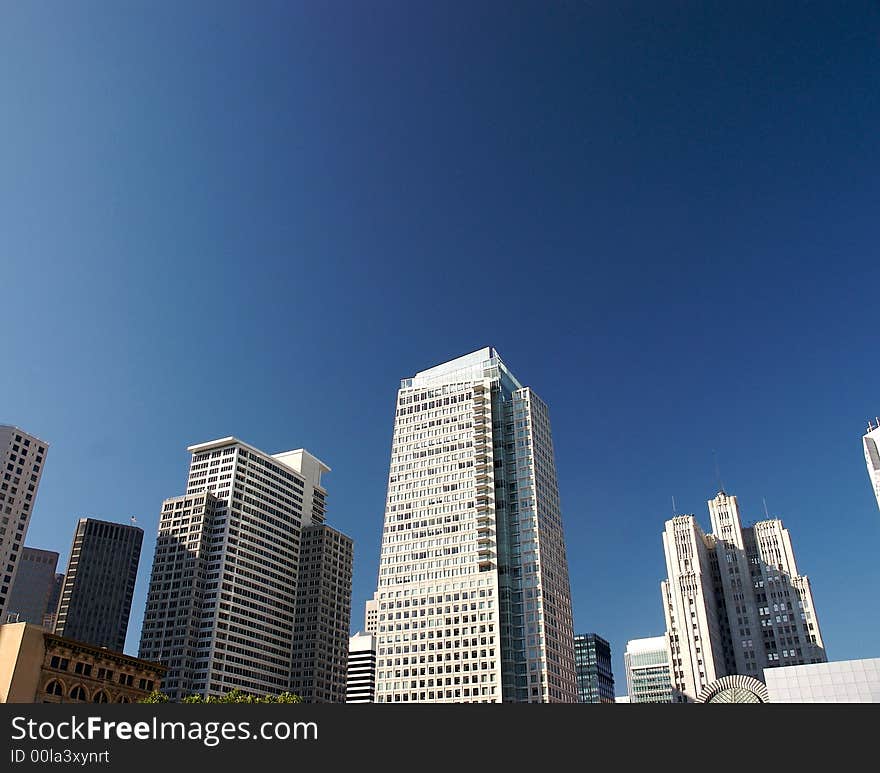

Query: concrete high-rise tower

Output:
[661, 491, 826, 702]
[373, 348, 577, 703]
[289, 522, 353, 703]
[138, 437, 353, 702]
[0, 426, 48, 621]
[863, 418, 880, 512]
[54, 518, 143, 652]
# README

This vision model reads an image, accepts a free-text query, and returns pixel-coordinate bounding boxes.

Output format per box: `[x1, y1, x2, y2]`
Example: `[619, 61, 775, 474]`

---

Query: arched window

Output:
[116, 695, 130, 703]
[93, 691, 109, 703]
[45, 680, 63, 696]
[69, 685, 87, 701]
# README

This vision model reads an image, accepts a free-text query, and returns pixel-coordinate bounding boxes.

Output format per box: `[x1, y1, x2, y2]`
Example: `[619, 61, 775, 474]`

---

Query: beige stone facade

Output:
[0, 622, 165, 704]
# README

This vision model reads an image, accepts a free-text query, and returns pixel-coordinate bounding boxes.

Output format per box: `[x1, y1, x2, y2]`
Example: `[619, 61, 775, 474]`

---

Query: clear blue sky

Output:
[2, 2, 879, 689]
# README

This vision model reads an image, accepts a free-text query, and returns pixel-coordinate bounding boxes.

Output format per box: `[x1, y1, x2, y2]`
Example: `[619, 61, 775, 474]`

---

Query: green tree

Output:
[139, 690, 170, 704]
[270, 692, 303, 704]
[177, 689, 303, 704]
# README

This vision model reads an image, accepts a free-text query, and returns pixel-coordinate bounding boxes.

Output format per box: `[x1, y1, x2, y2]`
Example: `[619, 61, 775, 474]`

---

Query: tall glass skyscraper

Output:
[6, 547, 59, 627]
[55, 518, 143, 652]
[373, 348, 577, 703]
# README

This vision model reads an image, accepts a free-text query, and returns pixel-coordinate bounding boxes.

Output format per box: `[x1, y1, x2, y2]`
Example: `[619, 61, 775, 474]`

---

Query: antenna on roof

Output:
[130, 516, 138, 526]
[713, 450, 725, 494]
[762, 498, 770, 519]
[672, 496, 677, 516]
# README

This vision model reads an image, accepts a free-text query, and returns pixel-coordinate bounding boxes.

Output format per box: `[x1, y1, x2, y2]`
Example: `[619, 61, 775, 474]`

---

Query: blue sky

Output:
[2, 1, 879, 689]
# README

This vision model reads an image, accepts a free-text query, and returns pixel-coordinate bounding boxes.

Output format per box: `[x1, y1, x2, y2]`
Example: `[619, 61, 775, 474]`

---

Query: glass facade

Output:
[55, 519, 143, 652]
[574, 633, 615, 703]
[5, 547, 59, 626]
[624, 636, 674, 703]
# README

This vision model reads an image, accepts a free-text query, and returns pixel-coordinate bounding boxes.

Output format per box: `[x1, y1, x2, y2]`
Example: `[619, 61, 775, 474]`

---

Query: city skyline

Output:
[4, 369, 879, 691]
[4, 2, 880, 690]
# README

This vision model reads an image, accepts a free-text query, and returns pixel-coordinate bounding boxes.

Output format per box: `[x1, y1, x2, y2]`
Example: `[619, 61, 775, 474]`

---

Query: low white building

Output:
[624, 636, 673, 703]
[346, 632, 376, 703]
[764, 658, 880, 702]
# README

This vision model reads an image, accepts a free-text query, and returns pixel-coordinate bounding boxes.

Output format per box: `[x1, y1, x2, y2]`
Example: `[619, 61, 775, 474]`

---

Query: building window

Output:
[93, 691, 109, 703]
[45, 680, 63, 696]
[74, 662, 92, 676]
[69, 685, 87, 701]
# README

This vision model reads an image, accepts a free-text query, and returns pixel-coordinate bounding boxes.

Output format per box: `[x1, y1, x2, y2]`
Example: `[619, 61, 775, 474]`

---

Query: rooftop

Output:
[403, 347, 523, 390]
[0, 425, 49, 446]
[625, 636, 668, 653]
[186, 436, 330, 488]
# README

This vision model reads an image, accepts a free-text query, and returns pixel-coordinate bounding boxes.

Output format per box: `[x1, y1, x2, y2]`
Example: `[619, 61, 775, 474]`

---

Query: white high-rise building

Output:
[662, 491, 826, 702]
[0, 427, 48, 622]
[624, 636, 673, 703]
[863, 418, 880, 512]
[346, 631, 377, 703]
[139, 437, 352, 701]
[373, 348, 577, 703]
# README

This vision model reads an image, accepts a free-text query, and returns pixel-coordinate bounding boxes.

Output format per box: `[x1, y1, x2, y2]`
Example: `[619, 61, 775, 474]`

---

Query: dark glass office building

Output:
[5, 547, 59, 626]
[574, 633, 615, 704]
[55, 518, 143, 652]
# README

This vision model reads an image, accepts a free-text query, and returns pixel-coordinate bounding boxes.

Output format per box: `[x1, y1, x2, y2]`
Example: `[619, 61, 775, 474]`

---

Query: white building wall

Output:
[662, 515, 726, 701]
[765, 659, 880, 702]
[139, 437, 329, 700]
[365, 594, 378, 634]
